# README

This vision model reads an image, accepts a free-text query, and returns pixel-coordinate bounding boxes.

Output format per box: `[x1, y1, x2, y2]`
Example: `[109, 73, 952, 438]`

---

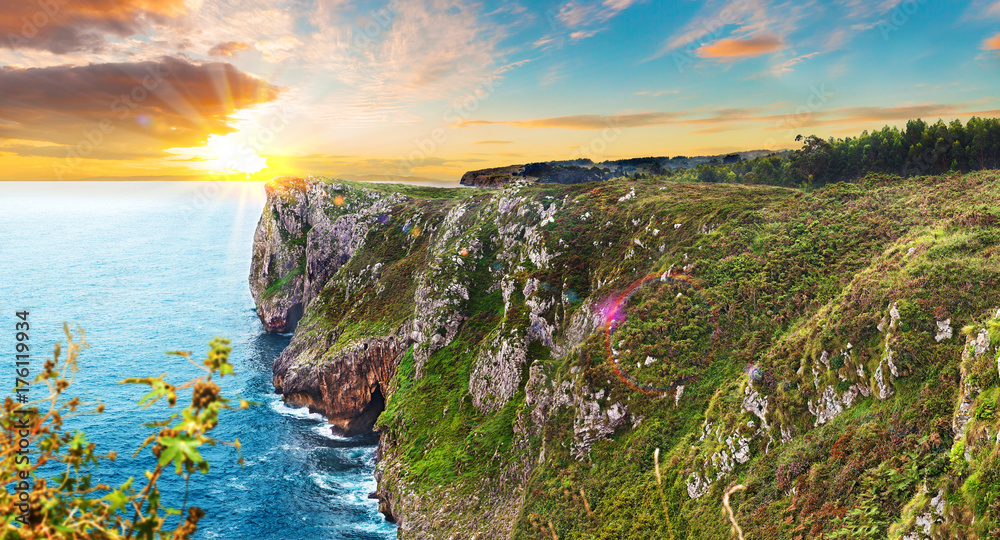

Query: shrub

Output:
[0, 326, 246, 539]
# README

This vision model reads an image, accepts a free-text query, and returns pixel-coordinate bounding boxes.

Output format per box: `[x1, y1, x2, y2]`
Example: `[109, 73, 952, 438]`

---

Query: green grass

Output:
[262, 261, 303, 299]
[268, 170, 1000, 539]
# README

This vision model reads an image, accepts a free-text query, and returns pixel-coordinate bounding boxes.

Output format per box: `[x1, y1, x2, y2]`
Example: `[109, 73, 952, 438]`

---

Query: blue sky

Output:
[0, 0, 997, 180]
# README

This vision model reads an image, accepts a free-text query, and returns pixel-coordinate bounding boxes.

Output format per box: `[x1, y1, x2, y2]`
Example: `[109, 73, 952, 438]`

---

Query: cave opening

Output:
[286, 301, 304, 332]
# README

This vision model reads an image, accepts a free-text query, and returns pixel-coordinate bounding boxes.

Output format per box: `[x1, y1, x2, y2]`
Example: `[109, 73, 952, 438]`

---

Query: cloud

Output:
[208, 41, 250, 57]
[289, 0, 522, 130]
[457, 103, 999, 134]
[533, 36, 558, 48]
[0, 0, 188, 54]
[686, 104, 982, 132]
[255, 36, 301, 62]
[815, 104, 967, 124]
[701, 103, 999, 132]
[636, 90, 680, 97]
[659, 0, 773, 52]
[534, 0, 639, 49]
[652, 0, 823, 63]
[698, 34, 784, 59]
[984, 32, 1000, 51]
[837, 0, 904, 20]
[0, 57, 279, 156]
[961, 0, 1000, 20]
[460, 112, 680, 129]
[556, 0, 637, 27]
[540, 63, 564, 86]
[747, 51, 821, 78]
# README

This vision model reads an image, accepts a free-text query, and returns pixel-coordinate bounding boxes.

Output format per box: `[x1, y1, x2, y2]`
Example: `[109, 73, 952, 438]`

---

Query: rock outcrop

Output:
[459, 164, 525, 188]
[250, 177, 406, 332]
[249, 177, 309, 332]
[273, 329, 407, 436]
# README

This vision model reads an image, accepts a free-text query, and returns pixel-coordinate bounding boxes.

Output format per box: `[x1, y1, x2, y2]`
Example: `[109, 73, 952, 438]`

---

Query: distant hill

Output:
[333, 173, 456, 187]
[459, 150, 781, 187]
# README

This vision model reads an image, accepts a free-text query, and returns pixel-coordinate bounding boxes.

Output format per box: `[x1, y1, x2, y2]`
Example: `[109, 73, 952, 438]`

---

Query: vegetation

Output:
[523, 163, 616, 184]
[276, 166, 1000, 539]
[249, 119, 1000, 539]
[660, 117, 1000, 188]
[0, 327, 246, 539]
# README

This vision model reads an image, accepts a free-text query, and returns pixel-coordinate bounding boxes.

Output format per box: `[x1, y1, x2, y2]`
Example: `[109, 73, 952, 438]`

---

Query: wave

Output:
[268, 397, 327, 422]
[310, 423, 350, 440]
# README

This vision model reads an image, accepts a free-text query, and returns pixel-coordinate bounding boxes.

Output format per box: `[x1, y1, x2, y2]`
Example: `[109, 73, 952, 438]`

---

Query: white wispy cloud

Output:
[962, 0, 1000, 20]
[836, 0, 904, 21]
[636, 90, 680, 97]
[763, 50, 821, 77]
[280, 0, 527, 129]
[534, 0, 639, 49]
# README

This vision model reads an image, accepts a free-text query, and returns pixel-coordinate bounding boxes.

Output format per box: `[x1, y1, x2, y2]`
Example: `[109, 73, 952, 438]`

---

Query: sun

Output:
[165, 131, 270, 178]
[202, 133, 269, 177]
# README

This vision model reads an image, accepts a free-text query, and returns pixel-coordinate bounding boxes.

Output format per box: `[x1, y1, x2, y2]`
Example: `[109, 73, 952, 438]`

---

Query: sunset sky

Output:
[1, 0, 998, 182]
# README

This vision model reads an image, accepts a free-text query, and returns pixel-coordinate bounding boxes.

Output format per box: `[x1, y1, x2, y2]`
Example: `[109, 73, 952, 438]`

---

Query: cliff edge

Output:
[251, 172, 1000, 539]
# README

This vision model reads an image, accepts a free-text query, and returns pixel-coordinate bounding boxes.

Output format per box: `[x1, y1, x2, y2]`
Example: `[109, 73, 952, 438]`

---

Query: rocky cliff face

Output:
[250, 177, 406, 332]
[459, 164, 526, 188]
[252, 173, 1000, 539]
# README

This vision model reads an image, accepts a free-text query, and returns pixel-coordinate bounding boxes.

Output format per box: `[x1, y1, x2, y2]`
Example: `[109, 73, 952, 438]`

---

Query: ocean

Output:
[0, 181, 396, 539]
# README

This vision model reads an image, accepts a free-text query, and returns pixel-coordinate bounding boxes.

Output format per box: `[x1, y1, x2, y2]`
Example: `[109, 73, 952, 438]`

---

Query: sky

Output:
[0, 0, 998, 182]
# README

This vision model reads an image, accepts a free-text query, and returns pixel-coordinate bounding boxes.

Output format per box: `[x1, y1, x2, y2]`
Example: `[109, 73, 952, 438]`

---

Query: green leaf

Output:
[69, 432, 89, 450]
[158, 434, 204, 475]
[121, 376, 175, 409]
[175, 408, 201, 434]
[103, 489, 129, 512]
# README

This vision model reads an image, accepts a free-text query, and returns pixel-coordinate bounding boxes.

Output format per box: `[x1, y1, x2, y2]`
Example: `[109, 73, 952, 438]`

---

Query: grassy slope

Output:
[300, 172, 1000, 538]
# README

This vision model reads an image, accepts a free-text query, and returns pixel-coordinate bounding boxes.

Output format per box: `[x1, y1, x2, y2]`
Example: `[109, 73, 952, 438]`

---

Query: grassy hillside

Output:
[263, 171, 1000, 539]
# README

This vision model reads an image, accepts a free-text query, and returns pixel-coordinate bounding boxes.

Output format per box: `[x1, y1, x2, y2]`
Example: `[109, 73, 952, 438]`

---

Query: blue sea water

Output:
[0, 182, 396, 539]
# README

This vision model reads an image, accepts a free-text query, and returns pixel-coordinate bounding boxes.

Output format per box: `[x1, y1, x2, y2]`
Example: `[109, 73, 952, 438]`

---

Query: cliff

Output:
[251, 172, 1000, 539]
[458, 163, 616, 187]
[459, 164, 526, 188]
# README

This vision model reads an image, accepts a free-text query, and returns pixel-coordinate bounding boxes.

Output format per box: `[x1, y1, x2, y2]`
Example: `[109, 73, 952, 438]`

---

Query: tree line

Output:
[661, 117, 1000, 187]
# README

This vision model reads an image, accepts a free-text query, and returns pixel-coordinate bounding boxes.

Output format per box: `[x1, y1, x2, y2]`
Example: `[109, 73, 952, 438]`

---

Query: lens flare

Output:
[603, 271, 716, 397]
[334, 195, 345, 206]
